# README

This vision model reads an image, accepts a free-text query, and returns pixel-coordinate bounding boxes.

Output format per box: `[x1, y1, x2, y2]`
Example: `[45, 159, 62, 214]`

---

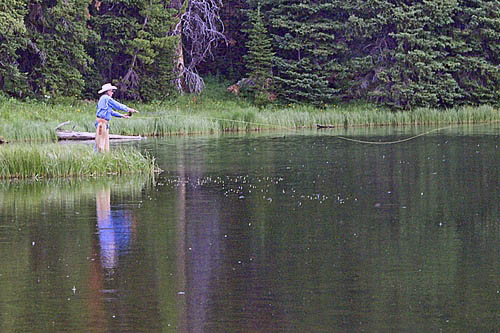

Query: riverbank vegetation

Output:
[1, 79, 499, 143]
[0, 144, 158, 179]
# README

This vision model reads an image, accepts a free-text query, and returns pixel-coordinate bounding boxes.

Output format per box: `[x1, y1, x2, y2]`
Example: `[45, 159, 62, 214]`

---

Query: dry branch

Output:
[174, 0, 227, 93]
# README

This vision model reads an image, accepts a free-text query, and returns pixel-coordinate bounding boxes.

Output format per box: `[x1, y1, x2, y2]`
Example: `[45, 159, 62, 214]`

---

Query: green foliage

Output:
[243, 5, 274, 84]
[450, 1, 500, 105]
[259, 0, 500, 109]
[0, 0, 181, 101]
[264, 0, 339, 105]
[20, 0, 96, 98]
[2, 0, 500, 109]
[242, 3, 275, 106]
[381, 0, 500, 109]
[135, 3, 180, 101]
[88, 0, 180, 101]
[382, 1, 463, 108]
[0, 0, 28, 96]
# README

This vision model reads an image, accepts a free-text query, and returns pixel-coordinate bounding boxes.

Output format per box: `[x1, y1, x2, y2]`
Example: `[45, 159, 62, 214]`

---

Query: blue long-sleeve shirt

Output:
[96, 94, 129, 121]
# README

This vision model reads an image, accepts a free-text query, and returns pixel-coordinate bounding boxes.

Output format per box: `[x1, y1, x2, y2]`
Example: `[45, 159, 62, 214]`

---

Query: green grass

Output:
[1, 80, 500, 142]
[0, 144, 159, 179]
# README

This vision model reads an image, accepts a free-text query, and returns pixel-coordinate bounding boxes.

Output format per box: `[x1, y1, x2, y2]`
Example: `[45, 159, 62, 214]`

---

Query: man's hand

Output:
[127, 108, 138, 117]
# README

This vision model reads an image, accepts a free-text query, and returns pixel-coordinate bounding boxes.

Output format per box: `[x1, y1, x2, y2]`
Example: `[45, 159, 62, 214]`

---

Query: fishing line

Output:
[331, 125, 454, 145]
[132, 113, 478, 145]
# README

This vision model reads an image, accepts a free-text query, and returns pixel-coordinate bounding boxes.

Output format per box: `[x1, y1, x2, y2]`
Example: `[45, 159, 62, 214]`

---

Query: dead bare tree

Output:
[173, 0, 227, 93]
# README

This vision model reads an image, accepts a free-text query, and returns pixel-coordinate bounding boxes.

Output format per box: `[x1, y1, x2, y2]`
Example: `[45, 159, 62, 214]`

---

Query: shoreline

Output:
[1, 101, 498, 143]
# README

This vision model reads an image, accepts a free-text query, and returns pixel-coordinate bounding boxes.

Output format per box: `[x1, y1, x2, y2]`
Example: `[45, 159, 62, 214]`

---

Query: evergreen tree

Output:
[451, 0, 500, 105]
[20, 0, 95, 98]
[0, 0, 28, 97]
[306, 0, 500, 109]
[87, 0, 144, 98]
[1, 0, 499, 109]
[124, 1, 179, 101]
[382, 1, 462, 108]
[264, 0, 339, 105]
[243, 3, 274, 105]
[88, 0, 179, 101]
[329, 0, 394, 103]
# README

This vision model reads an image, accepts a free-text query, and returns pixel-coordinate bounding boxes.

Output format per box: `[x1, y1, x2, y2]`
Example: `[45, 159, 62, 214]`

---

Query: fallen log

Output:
[55, 121, 143, 141]
[316, 124, 335, 129]
[56, 130, 143, 141]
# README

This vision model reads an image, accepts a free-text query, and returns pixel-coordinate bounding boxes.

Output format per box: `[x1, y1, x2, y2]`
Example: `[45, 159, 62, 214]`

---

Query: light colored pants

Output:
[95, 119, 109, 152]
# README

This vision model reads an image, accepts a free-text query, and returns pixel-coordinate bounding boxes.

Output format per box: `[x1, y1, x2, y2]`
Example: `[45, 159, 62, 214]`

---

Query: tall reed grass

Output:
[0, 144, 158, 179]
[1, 80, 499, 142]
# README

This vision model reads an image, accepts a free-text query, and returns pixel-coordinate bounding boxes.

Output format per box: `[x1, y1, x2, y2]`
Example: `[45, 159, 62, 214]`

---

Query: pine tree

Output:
[328, 0, 394, 103]
[124, 1, 179, 101]
[88, 0, 179, 101]
[321, 0, 500, 109]
[0, 0, 28, 97]
[242, 0, 500, 108]
[264, 0, 339, 105]
[451, 0, 500, 105]
[382, 1, 462, 108]
[243, 3, 275, 105]
[20, 0, 95, 98]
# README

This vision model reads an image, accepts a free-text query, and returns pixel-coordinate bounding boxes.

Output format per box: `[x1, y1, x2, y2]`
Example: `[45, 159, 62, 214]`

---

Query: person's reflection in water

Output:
[88, 185, 136, 330]
[95, 187, 134, 272]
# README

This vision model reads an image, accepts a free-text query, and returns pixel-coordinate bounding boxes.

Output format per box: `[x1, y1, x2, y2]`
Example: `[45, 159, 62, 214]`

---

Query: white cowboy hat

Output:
[98, 83, 117, 94]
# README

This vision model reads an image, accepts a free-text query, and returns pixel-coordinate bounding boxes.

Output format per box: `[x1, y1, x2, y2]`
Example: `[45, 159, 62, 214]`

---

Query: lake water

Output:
[1, 126, 500, 332]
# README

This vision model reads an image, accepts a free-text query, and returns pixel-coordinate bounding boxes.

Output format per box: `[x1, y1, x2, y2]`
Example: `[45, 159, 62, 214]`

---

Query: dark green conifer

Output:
[21, 0, 96, 98]
[243, 3, 275, 105]
[88, 0, 179, 101]
[264, 0, 339, 105]
[0, 0, 28, 97]
[451, 0, 500, 105]
[124, 1, 179, 101]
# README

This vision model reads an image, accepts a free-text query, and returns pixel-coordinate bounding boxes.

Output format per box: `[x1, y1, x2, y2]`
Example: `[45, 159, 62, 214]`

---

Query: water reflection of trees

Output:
[166, 133, 500, 331]
[2, 132, 500, 331]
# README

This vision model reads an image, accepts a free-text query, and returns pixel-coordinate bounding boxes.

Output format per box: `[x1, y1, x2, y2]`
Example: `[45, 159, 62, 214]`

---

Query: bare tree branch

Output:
[173, 0, 227, 93]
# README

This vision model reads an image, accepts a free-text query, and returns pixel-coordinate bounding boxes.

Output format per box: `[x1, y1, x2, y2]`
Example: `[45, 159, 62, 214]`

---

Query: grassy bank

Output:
[1, 80, 499, 142]
[0, 144, 158, 179]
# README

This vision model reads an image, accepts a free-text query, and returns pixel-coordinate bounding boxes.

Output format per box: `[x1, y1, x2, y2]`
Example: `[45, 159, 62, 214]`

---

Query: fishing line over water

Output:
[134, 112, 490, 145]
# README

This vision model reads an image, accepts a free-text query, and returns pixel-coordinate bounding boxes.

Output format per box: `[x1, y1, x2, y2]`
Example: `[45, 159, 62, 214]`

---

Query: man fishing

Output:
[95, 83, 136, 152]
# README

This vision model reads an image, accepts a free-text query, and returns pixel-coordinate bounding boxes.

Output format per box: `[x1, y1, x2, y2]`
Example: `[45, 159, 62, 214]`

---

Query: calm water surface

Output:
[1, 126, 500, 332]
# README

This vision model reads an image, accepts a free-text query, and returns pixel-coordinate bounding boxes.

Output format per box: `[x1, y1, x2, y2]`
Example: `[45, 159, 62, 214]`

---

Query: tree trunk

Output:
[170, 0, 187, 93]
[175, 26, 187, 92]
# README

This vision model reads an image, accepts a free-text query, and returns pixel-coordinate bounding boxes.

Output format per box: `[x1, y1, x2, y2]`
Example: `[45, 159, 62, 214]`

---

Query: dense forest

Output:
[1, 0, 500, 109]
